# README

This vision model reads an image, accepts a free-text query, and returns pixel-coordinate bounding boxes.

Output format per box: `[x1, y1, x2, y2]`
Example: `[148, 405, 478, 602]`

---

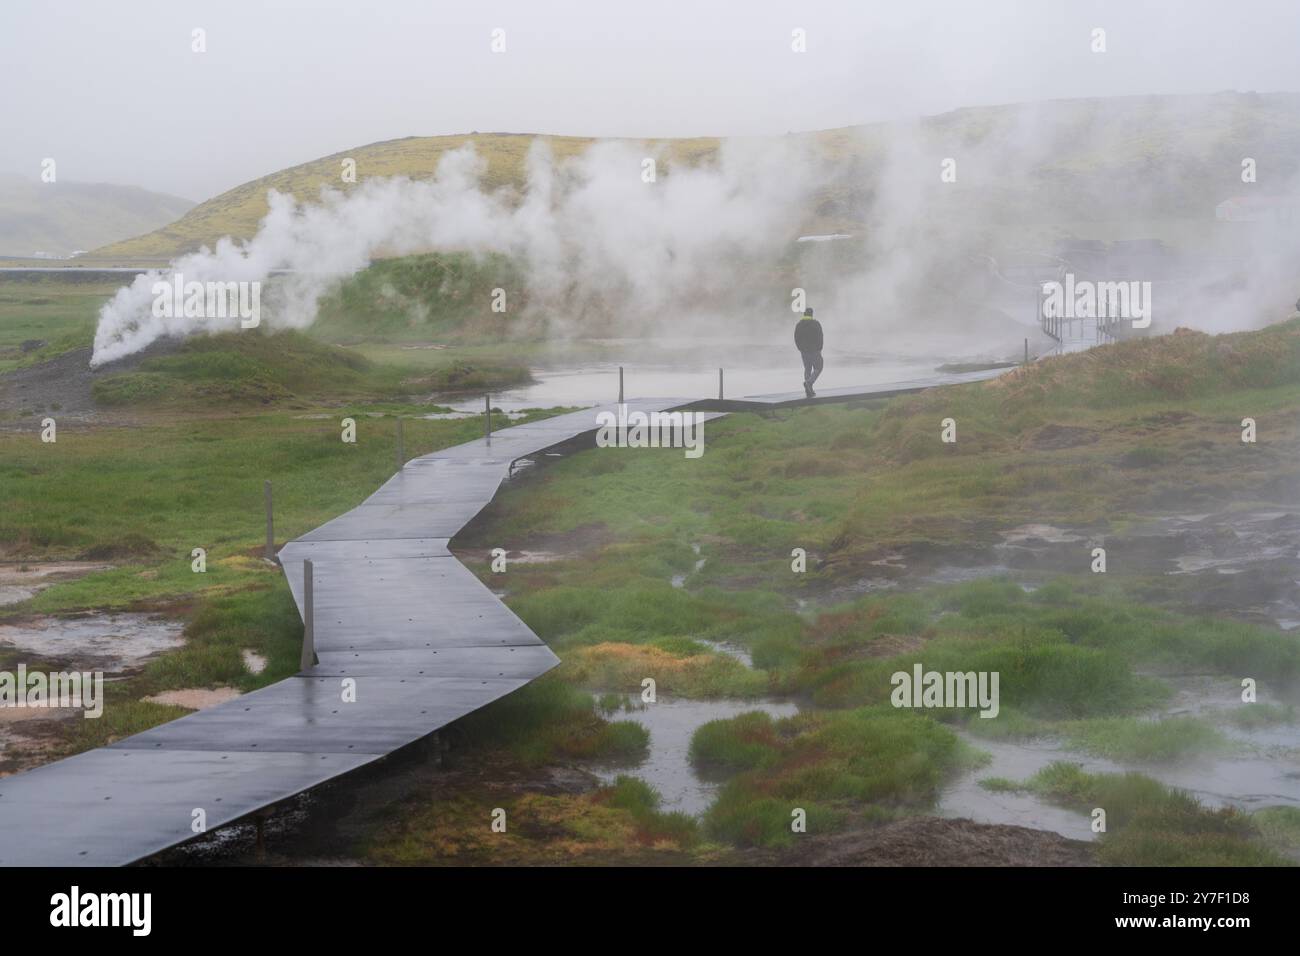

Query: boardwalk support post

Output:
[255, 811, 267, 861]
[301, 559, 315, 670]
[264, 480, 275, 562]
[1024, 339, 1029, 366]
[618, 366, 624, 404]
[719, 367, 724, 400]
[395, 416, 404, 472]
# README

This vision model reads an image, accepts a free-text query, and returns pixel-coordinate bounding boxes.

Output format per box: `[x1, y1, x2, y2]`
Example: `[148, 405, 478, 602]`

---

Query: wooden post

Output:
[1024, 338, 1029, 365]
[395, 416, 404, 472]
[718, 367, 724, 400]
[263, 481, 274, 561]
[254, 812, 266, 861]
[618, 366, 624, 404]
[301, 559, 314, 670]
[484, 394, 492, 444]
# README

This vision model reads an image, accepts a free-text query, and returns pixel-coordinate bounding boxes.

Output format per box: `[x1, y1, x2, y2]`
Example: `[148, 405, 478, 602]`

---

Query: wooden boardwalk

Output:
[696, 366, 1012, 410]
[0, 370, 1008, 866]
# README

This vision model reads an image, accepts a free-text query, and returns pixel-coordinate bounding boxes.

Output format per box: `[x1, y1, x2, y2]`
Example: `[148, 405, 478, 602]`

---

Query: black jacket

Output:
[794, 318, 823, 352]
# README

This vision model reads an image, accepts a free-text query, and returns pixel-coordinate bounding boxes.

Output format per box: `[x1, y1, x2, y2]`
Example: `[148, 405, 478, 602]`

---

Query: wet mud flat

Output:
[0, 612, 184, 674]
[815, 508, 1300, 629]
[0, 561, 113, 606]
[748, 816, 1095, 867]
[0, 611, 185, 775]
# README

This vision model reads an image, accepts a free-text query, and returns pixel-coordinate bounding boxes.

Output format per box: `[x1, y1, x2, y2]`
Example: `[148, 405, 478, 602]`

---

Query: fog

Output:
[4, 0, 1300, 200]
[4, 0, 1296, 364]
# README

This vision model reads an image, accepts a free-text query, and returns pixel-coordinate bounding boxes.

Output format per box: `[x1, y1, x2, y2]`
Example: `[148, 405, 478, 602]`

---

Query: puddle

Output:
[143, 687, 241, 710]
[421, 410, 529, 421]
[822, 564, 1012, 605]
[586, 696, 799, 816]
[506, 550, 569, 565]
[924, 565, 1018, 585]
[0, 613, 185, 672]
[941, 729, 1300, 841]
[999, 524, 1084, 546]
[670, 551, 708, 590]
[939, 735, 1125, 841]
[581, 622, 796, 816]
[939, 675, 1300, 840]
[0, 562, 113, 606]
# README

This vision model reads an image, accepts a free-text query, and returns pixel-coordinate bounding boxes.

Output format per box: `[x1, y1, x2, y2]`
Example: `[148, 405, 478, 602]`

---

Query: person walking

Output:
[794, 306, 824, 398]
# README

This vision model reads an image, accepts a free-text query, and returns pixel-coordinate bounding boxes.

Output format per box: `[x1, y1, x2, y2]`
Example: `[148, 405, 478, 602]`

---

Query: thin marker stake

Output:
[263, 480, 274, 561]
[301, 559, 314, 670]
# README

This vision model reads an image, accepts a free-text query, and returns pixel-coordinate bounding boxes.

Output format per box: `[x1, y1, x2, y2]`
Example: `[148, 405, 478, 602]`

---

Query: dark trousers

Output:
[800, 349, 823, 386]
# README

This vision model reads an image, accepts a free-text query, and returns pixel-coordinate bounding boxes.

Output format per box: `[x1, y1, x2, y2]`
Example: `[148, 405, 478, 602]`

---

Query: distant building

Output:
[1215, 196, 1296, 223]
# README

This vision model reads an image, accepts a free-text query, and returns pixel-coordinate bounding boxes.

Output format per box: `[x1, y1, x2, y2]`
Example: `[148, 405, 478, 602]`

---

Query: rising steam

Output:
[89, 138, 823, 366]
[91, 95, 1300, 368]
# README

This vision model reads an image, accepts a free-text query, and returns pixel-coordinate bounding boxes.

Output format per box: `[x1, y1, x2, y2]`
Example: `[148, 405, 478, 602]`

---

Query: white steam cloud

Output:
[90, 138, 822, 366]
[91, 95, 1300, 369]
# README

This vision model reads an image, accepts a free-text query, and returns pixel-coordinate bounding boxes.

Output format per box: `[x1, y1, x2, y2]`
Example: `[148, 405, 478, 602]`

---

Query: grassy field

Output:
[4, 277, 1299, 864]
[0, 276, 562, 765]
[0, 398, 588, 757]
[0, 274, 540, 413]
[385, 316, 1300, 864]
[0, 276, 122, 373]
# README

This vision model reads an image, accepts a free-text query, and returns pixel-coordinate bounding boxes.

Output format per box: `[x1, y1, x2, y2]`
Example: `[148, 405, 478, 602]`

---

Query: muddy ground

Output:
[800, 508, 1300, 629]
[761, 816, 1094, 867]
[0, 340, 181, 426]
[149, 738, 601, 866]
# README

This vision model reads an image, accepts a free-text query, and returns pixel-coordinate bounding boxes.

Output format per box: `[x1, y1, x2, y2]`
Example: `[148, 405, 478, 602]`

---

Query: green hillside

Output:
[92, 92, 1300, 261]
[93, 133, 729, 259]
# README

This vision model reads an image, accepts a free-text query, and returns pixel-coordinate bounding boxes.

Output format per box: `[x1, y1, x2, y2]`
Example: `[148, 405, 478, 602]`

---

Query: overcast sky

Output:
[2, 0, 1297, 202]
